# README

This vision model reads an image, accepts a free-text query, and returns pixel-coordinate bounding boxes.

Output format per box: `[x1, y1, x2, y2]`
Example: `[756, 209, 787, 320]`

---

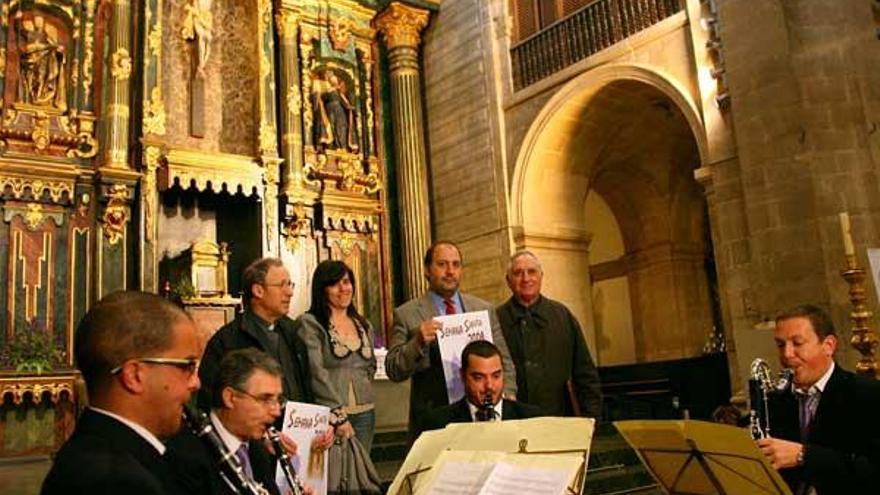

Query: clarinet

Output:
[266, 426, 305, 495]
[475, 393, 497, 422]
[182, 403, 269, 495]
[748, 358, 794, 439]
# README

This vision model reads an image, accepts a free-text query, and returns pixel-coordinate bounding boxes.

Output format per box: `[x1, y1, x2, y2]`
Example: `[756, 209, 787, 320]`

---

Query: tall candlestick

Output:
[839, 212, 856, 257]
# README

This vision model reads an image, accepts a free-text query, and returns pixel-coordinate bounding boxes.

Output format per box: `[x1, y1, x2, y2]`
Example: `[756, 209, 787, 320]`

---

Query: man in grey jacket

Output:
[385, 241, 517, 436]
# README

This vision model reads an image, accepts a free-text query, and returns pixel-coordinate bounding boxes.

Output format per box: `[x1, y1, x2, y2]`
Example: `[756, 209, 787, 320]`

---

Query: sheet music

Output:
[423, 450, 581, 495]
[426, 462, 494, 495]
[387, 417, 595, 495]
[481, 463, 571, 495]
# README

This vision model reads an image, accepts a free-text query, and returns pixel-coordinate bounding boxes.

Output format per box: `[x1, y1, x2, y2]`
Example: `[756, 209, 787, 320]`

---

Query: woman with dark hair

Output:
[299, 260, 381, 494]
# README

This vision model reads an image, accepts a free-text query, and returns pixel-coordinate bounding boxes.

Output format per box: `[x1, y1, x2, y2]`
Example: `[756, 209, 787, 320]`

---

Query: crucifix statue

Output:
[181, 0, 213, 137]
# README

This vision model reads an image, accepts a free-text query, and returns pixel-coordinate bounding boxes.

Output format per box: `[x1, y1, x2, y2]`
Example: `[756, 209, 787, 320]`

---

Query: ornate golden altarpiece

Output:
[0, 0, 438, 457]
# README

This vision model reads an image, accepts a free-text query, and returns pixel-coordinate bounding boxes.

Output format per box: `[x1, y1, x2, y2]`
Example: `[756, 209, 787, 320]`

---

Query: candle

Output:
[839, 212, 855, 257]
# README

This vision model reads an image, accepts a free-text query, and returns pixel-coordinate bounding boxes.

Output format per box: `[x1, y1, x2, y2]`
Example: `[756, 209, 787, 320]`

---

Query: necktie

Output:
[798, 389, 819, 441]
[444, 298, 456, 315]
[235, 443, 254, 480]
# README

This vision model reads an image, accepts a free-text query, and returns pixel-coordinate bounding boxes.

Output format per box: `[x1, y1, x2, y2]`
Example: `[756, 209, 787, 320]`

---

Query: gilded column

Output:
[275, 5, 304, 197]
[102, 0, 134, 169]
[258, 0, 281, 254]
[375, 2, 432, 300]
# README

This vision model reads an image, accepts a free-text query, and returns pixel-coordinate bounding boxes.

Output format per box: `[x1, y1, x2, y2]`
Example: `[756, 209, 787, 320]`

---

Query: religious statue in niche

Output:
[14, 11, 67, 109]
[312, 71, 360, 153]
[181, 0, 213, 77]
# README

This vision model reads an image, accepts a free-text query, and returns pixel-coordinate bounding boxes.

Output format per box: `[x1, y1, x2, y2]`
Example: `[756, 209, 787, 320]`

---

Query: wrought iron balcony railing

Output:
[511, 0, 683, 90]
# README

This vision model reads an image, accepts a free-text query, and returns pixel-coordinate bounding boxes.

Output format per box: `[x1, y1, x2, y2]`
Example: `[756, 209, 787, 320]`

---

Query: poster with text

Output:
[436, 310, 493, 404]
[278, 401, 330, 495]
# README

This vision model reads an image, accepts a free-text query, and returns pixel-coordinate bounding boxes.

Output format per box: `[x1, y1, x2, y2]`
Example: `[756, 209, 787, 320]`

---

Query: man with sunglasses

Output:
[168, 348, 314, 495]
[41, 291, 201, 494]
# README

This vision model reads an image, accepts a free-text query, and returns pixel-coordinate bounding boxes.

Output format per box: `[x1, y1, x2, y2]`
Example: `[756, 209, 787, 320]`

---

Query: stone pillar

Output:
[102, 0, 134, 169]
[375, 2, 432, 300]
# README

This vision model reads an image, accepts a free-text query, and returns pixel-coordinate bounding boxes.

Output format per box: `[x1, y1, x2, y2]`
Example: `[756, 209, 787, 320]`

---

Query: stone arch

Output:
[510, 63, 714, 364]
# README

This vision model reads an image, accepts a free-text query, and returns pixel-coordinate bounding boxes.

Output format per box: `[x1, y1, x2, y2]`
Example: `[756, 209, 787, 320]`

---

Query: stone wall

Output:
[422, 0, 512, 303]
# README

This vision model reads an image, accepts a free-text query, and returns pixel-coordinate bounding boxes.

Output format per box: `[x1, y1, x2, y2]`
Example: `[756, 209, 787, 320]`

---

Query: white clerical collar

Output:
[467, 399, 503, 422]
[89, 406, 166, 455]
[210, 410, 245, 453]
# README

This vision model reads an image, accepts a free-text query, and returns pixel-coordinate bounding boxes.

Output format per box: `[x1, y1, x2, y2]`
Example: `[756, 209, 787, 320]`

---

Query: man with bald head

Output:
[42, 291, 201, 494]
[496, 250, 602, 418]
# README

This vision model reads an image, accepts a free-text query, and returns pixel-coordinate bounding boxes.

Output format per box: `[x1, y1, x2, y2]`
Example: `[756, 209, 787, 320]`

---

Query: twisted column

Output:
[375, 2, 432, 300]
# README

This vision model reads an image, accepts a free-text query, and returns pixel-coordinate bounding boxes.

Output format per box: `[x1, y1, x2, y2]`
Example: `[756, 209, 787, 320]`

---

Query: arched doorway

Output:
[511, 65, 717, 365]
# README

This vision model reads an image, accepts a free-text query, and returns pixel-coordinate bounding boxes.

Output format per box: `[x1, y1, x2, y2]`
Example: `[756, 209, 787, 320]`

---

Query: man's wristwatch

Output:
[796, 445, 806, 466]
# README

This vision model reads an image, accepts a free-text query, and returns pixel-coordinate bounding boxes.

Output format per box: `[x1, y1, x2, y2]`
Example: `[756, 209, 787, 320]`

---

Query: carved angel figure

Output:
[181, 0, 213, 76]
[15, 12, 66, 109]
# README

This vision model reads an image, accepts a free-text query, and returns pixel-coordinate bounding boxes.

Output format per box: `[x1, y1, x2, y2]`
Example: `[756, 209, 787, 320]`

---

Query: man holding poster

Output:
[385, 241, 517, 437]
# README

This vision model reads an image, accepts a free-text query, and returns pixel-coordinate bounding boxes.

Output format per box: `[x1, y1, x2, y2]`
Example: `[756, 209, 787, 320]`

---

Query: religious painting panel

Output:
[0, 0, 103, 160]
[299, 2, 380, 196]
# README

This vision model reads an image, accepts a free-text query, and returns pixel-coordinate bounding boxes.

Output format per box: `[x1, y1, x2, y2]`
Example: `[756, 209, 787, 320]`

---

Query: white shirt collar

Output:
[210, 410, 246, 453]
[813, 361, 835, 393]
[89, 406, 166, 455]
[796, 361, 835, 395]
[466, 399, 504, 422]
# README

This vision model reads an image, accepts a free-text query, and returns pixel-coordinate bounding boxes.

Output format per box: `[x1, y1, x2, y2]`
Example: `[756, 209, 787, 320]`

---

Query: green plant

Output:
[2, 319, 64, 374]
[170, 277, 197, 300]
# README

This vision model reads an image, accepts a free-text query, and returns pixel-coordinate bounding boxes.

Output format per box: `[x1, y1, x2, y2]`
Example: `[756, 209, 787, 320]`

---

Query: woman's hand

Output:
[335, 422, 355, 440]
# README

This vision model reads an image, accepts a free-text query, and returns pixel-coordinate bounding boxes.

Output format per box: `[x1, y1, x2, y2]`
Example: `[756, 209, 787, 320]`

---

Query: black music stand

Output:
[615, 420, 792, 495]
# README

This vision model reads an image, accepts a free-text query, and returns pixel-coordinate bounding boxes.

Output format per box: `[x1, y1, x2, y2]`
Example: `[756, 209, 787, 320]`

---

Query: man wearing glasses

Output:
[168, 348, 314, 494]
[41, 291, 201, 494]
[199, 257, 313, 410]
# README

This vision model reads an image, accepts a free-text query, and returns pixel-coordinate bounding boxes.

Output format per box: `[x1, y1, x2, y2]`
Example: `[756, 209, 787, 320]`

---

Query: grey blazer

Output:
[298, 313, 377, 411]
[385, 292, 517, 432]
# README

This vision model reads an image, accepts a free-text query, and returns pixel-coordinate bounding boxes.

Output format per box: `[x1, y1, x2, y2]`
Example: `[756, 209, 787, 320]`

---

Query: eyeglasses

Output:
[262, 280, 294, 289]
[110, 357, 200, 375]
[233, 388, 287, 409]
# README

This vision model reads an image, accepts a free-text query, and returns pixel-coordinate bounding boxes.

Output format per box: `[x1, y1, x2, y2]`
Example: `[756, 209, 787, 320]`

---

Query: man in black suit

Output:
[418, 340, 541, 436]
[757, 304, 880, 495]
[168, 348, 313, 495]
[41, 291, 202, 494]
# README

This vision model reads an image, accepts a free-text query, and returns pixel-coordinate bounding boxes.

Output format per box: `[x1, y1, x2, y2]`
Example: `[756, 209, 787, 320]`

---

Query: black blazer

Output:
[41, 409, 183, 495]
[417, 398, 543, 438]
[198, 311, 314, 410]
[165, 428, 280, 495]
[768, 365, 880, 495]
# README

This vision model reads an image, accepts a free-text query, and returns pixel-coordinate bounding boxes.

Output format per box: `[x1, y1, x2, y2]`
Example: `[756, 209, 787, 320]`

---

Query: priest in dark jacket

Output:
[417, 340, 541, 437]
[496, 251, 602, 418]
[198, 257, 314, 411]
[758, 304, 880, 495]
